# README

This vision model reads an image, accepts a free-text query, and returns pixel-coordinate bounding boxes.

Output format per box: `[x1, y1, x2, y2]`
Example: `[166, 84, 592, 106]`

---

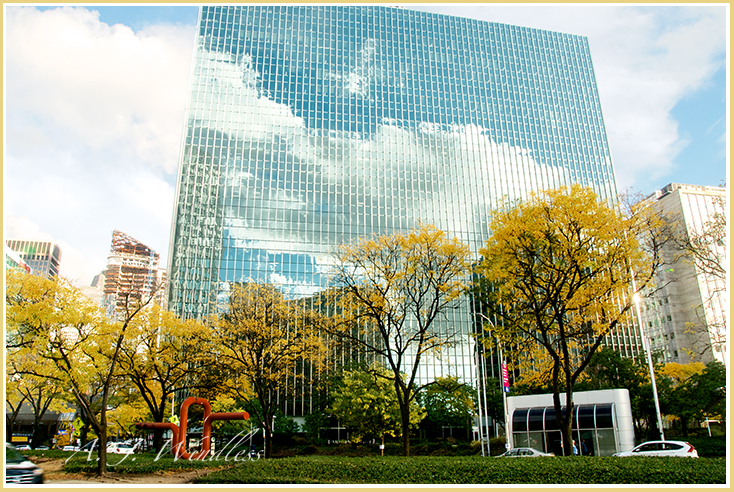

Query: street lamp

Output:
[476, 312, 511, 452]
[632, 288, 666, 441]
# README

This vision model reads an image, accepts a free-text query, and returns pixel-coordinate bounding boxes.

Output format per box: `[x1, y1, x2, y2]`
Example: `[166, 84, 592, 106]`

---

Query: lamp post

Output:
[473, 327, 487, 457]
[632, 286, 665, 441]
[477, 313, 511, 451]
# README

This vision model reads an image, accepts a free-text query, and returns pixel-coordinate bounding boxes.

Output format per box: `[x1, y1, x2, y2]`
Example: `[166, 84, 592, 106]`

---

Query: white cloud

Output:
[4, 6, 195, 286]
[4, 6, 193, 174]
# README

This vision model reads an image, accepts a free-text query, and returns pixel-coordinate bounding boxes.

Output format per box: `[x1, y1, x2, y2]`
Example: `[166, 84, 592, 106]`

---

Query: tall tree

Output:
[5, 268, 159, 475]
[209, 282, 326, 458]
[328, 223, 471, 456]
[115, 304, 214, 450]
[474, 185, 667, 455]
[329, 364, 424, 449]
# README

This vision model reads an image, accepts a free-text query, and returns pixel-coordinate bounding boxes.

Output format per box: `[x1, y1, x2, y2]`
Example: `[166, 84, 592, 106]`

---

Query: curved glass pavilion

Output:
[168, 6, 637, 416]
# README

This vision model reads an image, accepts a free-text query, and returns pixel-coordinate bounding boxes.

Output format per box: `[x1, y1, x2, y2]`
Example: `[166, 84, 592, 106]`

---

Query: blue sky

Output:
[4, 4, 728, 285]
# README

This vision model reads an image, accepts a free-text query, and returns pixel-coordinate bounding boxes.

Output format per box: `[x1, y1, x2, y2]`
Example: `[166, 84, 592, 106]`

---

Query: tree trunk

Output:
[264, 421, 273, 459]
[97, 420, 108, 476]
[400, 400, 411, 457]
[31, 414, 41, 449]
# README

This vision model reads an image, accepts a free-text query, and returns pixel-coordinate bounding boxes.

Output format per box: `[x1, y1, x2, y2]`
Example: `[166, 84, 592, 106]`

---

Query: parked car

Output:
[106, 443, 137, 455]
[613, 440, 698, 458]
[13, 444, 31, 451]
[62, 445, 80, 452]
[5, 443, 44, 484]
[498, 447, 554, 457]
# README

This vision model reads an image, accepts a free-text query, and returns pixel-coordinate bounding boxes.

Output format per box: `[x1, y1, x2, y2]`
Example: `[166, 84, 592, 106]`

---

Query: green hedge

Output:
[684, 436, 726, 457]
[194, 455, 726, 485]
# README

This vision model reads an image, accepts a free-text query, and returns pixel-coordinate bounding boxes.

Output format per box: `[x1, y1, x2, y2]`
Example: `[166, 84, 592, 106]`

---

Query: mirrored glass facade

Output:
[168, 6, 621, 412]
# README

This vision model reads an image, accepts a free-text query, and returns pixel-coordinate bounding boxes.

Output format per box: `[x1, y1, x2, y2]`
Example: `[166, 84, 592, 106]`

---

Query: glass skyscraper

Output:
[168, 6, 632, 414]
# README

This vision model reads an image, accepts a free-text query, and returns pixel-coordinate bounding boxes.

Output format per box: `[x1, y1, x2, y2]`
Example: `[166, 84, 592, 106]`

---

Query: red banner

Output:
[502, 362, 510, 393]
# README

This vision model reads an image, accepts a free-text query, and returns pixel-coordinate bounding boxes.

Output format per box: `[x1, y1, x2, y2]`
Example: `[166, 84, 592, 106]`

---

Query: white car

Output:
[613, 440, 698, 458]
[498, 447, 554, 457]
[13, 444, 31, 451]
[106, 443, 136, 455]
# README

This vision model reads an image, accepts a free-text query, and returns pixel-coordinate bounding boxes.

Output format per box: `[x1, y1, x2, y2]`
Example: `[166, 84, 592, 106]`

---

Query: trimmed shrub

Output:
[194, 455, 726, 485]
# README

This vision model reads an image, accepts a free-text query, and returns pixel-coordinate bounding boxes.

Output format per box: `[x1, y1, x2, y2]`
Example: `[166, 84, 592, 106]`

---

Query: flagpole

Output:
[478, 313, 511, 451]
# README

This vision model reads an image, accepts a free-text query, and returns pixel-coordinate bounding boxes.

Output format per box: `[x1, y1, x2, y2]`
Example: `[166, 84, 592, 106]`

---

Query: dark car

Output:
[5, 443, 44, 484]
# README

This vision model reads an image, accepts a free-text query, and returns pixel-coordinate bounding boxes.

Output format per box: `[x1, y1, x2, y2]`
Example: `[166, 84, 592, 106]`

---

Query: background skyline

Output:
[3, 4, 728, 287]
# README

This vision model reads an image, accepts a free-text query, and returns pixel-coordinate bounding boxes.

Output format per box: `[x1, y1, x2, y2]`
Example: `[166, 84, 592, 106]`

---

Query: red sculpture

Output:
[135, 397, 249, 459]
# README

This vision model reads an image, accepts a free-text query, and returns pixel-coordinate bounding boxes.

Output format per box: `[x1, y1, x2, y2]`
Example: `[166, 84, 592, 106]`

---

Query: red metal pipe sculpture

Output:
[135, 397, 249, 459]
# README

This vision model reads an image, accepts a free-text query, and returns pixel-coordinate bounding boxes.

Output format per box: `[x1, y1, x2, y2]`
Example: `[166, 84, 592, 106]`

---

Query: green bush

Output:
[683, 436, 726, 457]
[194, 455, 726, 485]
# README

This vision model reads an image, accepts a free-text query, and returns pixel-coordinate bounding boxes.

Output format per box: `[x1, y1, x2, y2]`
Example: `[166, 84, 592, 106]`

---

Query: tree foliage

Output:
[474, 185, 667, 455]
[662, 360, 725, 436]
[209, 282, 326, 458]
[5, 268, 159, 474]
[115, 303, 213, 449]
[418, 376, 476, 439]
[329, 364, 424, 445]
[328, 223, 471, 455]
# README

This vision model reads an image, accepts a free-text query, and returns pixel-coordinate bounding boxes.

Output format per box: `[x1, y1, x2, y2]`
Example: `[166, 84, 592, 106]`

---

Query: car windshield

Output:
[6, 446, 28, 464]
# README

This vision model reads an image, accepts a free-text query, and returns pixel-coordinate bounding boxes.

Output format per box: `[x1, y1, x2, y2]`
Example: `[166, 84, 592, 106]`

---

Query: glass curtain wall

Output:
[168, 6, 620, 415]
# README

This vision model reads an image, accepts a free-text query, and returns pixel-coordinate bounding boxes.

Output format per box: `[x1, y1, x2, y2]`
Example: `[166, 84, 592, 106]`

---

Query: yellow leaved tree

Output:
[474, 185, 668, 456]
[115, 303, 214, 450]
[5, 268, 161, 475]
[327, 223, 471, 456]
[208, 282, 326, 458]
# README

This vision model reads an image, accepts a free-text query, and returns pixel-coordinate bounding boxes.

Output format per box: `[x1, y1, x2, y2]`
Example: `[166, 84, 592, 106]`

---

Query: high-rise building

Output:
[167, 6, 635, 414]
[640, 183, 727, 365]
[4, 244, 32, 274]
[103, 230, 166, 317]
[5, 239, 61, 277]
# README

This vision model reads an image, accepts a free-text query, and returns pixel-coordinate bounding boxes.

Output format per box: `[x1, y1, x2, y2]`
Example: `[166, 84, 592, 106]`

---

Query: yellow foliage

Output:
[208, 282, 327, 427]
[661, 361, 705, 386]
[475, 185, 666, 395]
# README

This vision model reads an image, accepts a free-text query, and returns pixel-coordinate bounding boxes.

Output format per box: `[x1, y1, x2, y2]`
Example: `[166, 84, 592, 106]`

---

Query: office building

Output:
[5, 239, 61, 277]
[103, 230, 166, 317]
[168, 6, 632, 415]
[5, 244, 32, 274]
[640, 183, 727, 365]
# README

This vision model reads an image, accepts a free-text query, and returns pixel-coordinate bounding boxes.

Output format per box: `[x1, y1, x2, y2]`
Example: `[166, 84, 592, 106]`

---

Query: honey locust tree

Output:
[210, 282, 326, 458]
[329, 223, 471, 456]
[329, 364, 424, 450]
[474, 185, 666, 456]
[5, 268, 160, 475]
[116, 304, 214, 451]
